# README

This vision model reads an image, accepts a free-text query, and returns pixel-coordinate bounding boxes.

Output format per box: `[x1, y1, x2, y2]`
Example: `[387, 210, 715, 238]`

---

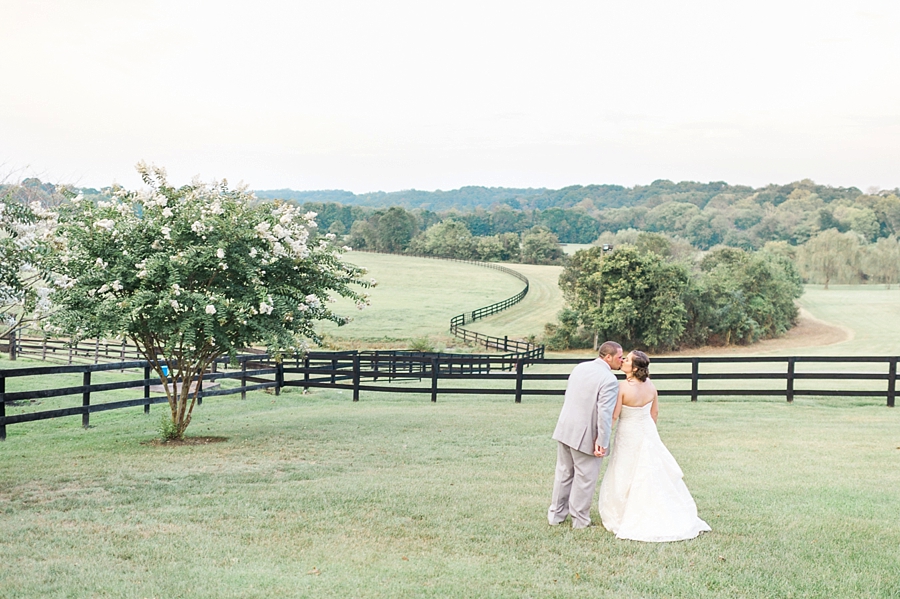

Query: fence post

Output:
[431, 357, 439, 403]
[241, 360, 247, 400]
[352, 353, 360, 402]
[786, 357, 796, 403]
[331, 358, 337, 385]
[888, 357, 897, 408]
[42, 336, 48, 361]
[0, 375, 6, 441]
[515, 359, 524, 403]
[93, 338, 100, 364]
[504, 336, 508, 352]
[690, 358, 699, 402]
[143, 365, 151, 414]
[8, 331, 16, 361]
[82, 371, 91, 428]
[303, 355, 310, 392]
[275, 360, 283, 397]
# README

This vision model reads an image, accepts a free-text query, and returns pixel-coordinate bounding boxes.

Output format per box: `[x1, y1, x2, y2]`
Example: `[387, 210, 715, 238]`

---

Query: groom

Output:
[548, 340, 623, 529]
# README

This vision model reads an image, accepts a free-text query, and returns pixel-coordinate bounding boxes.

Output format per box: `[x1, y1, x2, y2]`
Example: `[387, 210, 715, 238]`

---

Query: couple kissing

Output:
[548, 341, 711, 542]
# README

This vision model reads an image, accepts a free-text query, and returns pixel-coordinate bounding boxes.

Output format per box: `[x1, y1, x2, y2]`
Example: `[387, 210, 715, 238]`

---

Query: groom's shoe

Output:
[572, 520, 593, 530]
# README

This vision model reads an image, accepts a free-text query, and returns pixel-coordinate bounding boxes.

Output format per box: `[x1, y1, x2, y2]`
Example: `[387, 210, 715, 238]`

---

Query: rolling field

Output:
[796, 285, 900, 355]
[316, 253, 525, 345]
[320, 252, 900, 358]
[2, 255, 900, 598]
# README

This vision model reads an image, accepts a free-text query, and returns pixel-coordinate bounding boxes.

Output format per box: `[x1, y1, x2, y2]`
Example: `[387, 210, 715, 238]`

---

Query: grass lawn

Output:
[797, 285, 900, 355]
[4, 263, 900, 597]
[316, 252, 564, 345]
[1, 382, 898, 598]
[316, 253, 524, 346]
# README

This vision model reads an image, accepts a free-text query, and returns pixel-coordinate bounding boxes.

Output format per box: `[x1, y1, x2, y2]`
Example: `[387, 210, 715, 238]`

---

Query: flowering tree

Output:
[51, 163, 371, 439]
[0, 190, 61, 339]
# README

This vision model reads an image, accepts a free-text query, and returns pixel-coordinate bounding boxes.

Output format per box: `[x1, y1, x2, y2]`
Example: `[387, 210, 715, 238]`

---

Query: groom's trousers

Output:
[548, 441, 602, 529]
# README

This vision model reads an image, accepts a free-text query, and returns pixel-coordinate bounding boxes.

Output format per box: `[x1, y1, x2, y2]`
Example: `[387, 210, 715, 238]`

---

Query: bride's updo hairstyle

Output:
[630, 351, 650, 382]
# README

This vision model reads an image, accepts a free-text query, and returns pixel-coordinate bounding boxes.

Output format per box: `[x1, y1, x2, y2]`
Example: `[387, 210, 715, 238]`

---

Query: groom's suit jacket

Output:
[552, 358, 619, 455]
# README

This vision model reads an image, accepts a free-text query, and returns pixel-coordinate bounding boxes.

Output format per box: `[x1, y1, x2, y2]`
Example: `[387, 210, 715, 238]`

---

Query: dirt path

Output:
[660, 308, 852, 357]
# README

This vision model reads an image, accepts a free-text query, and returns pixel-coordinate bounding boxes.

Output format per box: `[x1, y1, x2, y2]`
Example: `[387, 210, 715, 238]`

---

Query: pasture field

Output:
[1, 371, 898, 599]
[316, 253, 524, 346]
[796, 285, 900, 355]
[314, 252, 900, 357]
[317, 252, 564, 345]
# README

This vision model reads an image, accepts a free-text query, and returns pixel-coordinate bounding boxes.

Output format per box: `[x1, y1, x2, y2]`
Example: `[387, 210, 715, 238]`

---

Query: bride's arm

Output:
[650, 382, 659, 423]
[611, 386, 624, 422]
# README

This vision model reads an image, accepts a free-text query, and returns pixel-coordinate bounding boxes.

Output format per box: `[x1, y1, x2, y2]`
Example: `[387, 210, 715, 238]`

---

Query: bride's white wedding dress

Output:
[598, 403, 711, 542]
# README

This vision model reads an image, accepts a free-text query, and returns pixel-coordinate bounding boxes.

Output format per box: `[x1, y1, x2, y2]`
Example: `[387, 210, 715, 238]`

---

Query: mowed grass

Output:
[1, 380, 899, 599]
[4, 267, 900, 597]
[797, 285, 900, 355]
[317, 253, 524, 344]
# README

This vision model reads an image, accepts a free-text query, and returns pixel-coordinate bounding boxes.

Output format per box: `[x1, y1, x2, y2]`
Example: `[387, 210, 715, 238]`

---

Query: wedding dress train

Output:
[598, 403, 711, 542]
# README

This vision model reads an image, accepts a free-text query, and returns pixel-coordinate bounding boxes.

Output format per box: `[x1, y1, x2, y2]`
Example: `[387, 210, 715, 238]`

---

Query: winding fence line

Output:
[445, 261, 543, 359]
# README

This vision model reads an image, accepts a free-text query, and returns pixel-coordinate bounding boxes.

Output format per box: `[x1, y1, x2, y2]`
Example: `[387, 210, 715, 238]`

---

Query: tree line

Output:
[547, 236, 804, 352]
[262, 179, 900, 250]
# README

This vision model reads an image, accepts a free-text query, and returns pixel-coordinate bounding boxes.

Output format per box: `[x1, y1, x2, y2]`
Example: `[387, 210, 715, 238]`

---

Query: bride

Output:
[598, 350, 711, 542]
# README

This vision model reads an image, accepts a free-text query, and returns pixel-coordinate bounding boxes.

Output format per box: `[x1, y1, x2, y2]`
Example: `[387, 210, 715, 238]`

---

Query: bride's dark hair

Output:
[630, 351, 650, 382]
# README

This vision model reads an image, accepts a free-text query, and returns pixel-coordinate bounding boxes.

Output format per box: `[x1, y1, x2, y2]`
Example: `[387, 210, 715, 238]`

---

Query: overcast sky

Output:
[2, 0, 899, 193]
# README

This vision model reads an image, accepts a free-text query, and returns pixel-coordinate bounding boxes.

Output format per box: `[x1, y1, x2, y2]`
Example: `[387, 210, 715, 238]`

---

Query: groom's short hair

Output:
[598, 341, 622, 358]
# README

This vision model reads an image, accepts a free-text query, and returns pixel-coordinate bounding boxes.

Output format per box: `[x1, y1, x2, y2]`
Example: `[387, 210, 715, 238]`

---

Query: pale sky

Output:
[2, 0, 899, 193]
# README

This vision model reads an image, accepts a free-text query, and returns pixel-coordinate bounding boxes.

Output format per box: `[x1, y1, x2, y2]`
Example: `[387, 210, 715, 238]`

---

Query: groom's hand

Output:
[594, 443, 607, 458]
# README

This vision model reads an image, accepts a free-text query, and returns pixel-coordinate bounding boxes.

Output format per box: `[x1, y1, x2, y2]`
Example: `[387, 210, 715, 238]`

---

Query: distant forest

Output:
[257, 179, 900, 249]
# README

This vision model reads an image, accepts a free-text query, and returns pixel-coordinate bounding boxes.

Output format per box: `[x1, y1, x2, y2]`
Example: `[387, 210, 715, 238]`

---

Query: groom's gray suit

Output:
[548, 357, 619, 528]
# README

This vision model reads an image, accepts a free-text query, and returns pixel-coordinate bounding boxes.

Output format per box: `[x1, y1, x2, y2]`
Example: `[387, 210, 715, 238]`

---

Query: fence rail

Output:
[0, 354, 278, 440]
[3, 352, 895, 440]
[3, 332, 146, 364]
[439, 259, 543, 358]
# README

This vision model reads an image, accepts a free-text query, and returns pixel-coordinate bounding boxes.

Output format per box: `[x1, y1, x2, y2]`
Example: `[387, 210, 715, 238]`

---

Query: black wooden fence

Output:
[442, 261, 543, 358]
[2, 331, 145, 364]
[0, 354, 278, 441]
[2, 352, 894, 440]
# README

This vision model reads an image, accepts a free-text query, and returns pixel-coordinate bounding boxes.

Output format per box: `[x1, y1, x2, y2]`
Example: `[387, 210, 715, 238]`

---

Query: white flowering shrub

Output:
[51, 163, 371, 439]
[0, 192, 61, 339]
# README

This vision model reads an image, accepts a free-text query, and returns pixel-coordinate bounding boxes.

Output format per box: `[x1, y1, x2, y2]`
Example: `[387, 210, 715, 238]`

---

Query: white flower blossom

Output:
[259, 301, 274, 315]
[297, 303, 309, 312]
[94, 219, 115, 232]
[95, 257, 108, 270]
[161, 226, 171, 240]
[325, 232, 336, 240]
[53, 274, 76, 289]
[170, 299, 180, 310]
[342, 245, 352, 252]
[305, 294, 321, 308]
[191, 221, 206, 234]
[111, 280, 123, 291]
[162, 207, 174, 218]
[249, 247, 258, 258]
[205, 304, 217, 315]
[172, 283, 181, 296]
[216, 248, 225, 259]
